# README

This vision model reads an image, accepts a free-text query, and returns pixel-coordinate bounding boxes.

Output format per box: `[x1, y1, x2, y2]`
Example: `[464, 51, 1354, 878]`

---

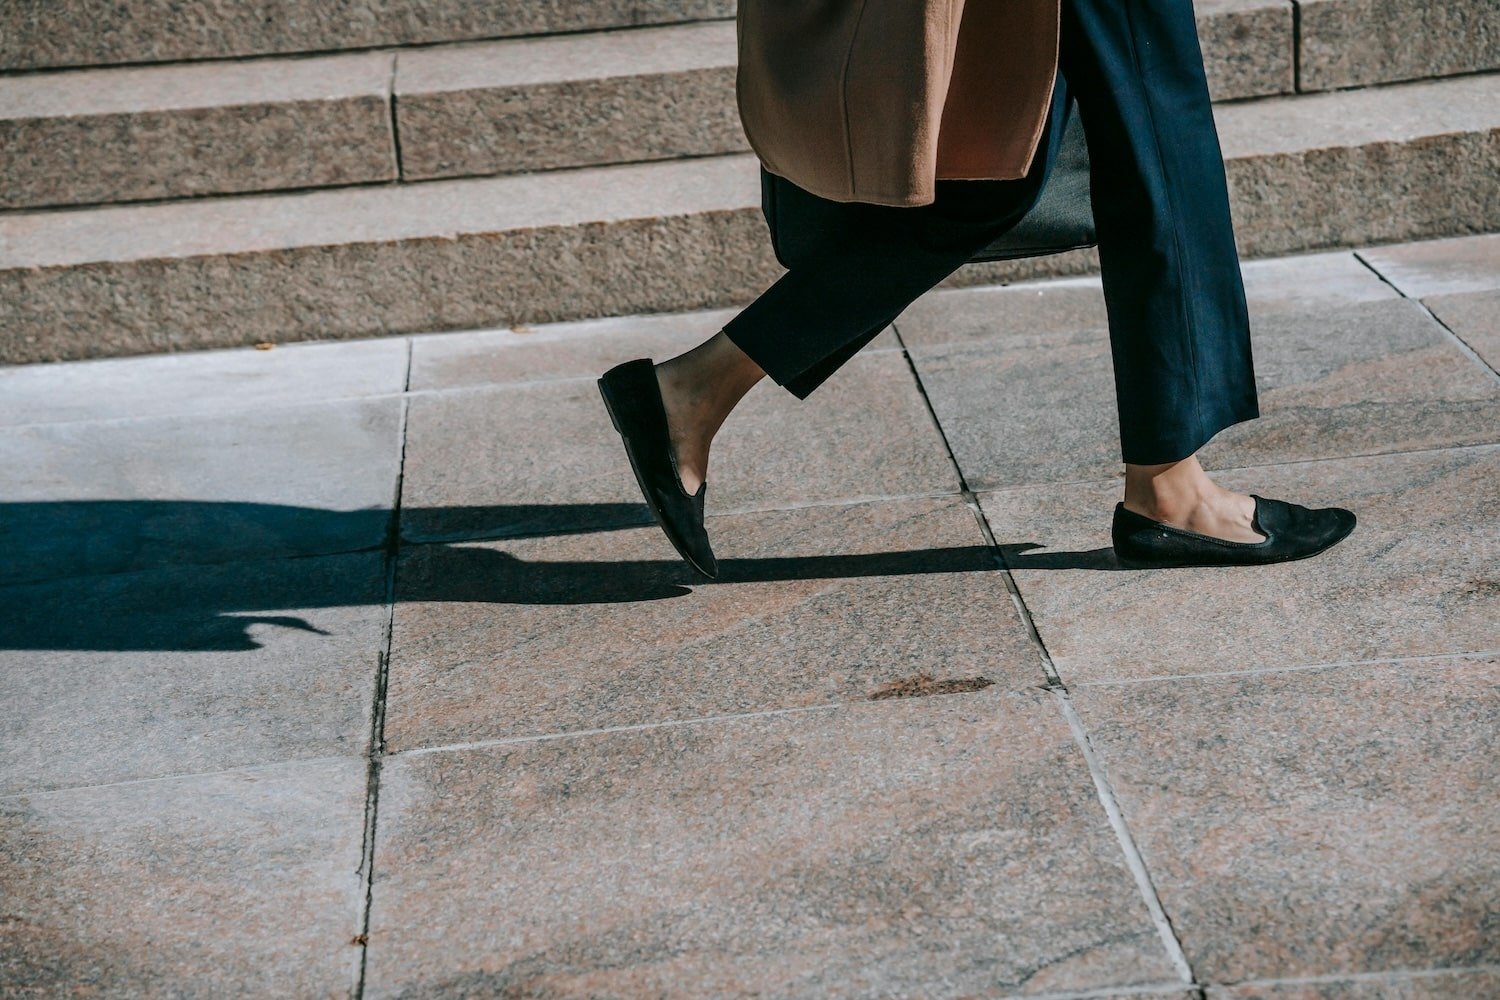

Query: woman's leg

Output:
[1060, 0, 1265, 540]
[653, 161, 1057, 493]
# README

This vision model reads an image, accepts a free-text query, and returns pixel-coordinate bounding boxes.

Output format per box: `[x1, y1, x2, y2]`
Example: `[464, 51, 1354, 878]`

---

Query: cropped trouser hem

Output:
[1123, 390, 1260, 467]
[723, 0, 1260, 462]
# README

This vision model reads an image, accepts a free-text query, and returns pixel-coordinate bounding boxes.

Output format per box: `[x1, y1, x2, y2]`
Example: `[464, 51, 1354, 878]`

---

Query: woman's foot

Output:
[1115, 454, 1356, 567]
[1122, 455, 1264, 542]
[652, 331, 766, 493]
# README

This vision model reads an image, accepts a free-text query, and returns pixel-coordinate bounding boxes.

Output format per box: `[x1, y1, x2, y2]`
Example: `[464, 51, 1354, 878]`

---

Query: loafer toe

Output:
[1112, 494, 1356, 569]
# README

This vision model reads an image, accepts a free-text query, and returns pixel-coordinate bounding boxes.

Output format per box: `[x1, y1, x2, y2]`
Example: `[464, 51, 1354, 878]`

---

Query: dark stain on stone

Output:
[868, 674, 995, 700]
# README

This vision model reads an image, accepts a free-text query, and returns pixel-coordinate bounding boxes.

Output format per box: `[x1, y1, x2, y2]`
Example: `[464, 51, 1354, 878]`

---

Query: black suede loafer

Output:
[598, 358, 718, 579]
[1112, 495, 1356, 569]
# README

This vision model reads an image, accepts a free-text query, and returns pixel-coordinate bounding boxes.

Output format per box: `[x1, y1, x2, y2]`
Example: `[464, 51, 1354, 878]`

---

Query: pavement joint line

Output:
[0, 387, 413, 432]
[1214, 962, 1500, 991]
[396, 488, 970, 548]
[1352, 249, 1500, 385]
[988, 980, 1205, 1000]
[889, 320, 1064, 688]
[0, 753, 359, 802]
[396, 343, 909, 399]
[891, 319, 1200, 988]
[390, 703, 844, 758]
[353, 392, 410, 998]
[1054, 691, 1199, 987]
[971, 439, 1500, 499]
[4, 433, 1492, 592]
[1069, 648, 1500, 688]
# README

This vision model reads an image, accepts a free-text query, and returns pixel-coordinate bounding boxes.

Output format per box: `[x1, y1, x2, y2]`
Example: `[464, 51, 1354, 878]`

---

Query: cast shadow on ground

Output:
[0, 500, 1120, 652]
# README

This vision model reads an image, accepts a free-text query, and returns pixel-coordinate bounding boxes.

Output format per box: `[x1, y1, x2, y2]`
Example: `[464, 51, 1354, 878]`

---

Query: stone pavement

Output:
[1, 233, 1497, 998]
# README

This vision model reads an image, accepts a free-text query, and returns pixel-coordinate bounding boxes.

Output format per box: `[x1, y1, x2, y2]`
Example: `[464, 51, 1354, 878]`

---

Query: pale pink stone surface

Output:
[1072, 655, 1500, 982]
[0, 758, 368, 996]
[383, 496, 1040, 749]
[366, 690, 1177, 997]
[398, 350, 957, 543]
[977, 446, 1500, 683]
[2, 233, 1496, 995]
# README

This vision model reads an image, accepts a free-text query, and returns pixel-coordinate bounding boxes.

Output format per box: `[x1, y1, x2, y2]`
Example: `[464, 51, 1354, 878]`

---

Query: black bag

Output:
[760, 97, 1096, 268]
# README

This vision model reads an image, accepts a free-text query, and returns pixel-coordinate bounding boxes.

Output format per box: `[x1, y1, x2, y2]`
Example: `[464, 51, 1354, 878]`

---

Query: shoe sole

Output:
[597, 375, 717, 580]
[1113, 514, 1357, 569]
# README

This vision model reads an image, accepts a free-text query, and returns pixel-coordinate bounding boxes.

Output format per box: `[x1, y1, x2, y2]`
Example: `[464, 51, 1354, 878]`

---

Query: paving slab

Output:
[409, 307, 900, 392]
[906, 324, 1126, 490]
[1071, 655, 1500, 983]
[1296, 0, 1500, 91]
[366, 688, 1177, 997]
[0, 51, 396, 208]
[975, 445, 1500, 684]
[0, 551, 385, 796]
[898, 276, 1111, 352]
[384, 495, 1040, 750]
[0, 396, 403, 585]
[907, 297, 1498, 490]
[0, 336, 408, 428]
[399, 351, 956, 543]
[1424, 289, 1500, 374]
[899, 251, 1397, 353]
[0, 757, 367, 995]
[1198, 298, 1500, 468]
[1236, 250, 1403, 313]
[1207, 968, 1500, 998]
[409, 309, 734, 391]
[1358, 233, 1500, 298]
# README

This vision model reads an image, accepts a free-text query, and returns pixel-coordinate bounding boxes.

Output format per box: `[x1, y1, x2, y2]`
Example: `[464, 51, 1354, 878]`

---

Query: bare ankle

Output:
[1123, 455, 1215, 519]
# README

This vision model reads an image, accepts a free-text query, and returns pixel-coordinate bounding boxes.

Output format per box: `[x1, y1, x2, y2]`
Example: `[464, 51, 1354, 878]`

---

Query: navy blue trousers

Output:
[721, 0, 1260, 465]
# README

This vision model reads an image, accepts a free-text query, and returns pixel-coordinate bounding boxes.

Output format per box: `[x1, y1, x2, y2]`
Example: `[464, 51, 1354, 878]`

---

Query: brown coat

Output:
[735, 0, 1061, 207]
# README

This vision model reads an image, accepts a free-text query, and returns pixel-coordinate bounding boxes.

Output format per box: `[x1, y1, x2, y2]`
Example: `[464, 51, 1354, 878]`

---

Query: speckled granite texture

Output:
[0, 0, 737, 69]
[2, 233, 1496, 996]
[1296, 0, 1500, 91]
[0, 2, 1307, 211]
[366, 690, 1178, 997]
[1, 73, 1496, 363]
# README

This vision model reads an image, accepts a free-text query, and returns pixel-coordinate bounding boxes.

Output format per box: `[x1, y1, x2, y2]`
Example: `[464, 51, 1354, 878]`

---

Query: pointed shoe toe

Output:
[597, 358, 718, 580]
[1112, 494, 1356, 569]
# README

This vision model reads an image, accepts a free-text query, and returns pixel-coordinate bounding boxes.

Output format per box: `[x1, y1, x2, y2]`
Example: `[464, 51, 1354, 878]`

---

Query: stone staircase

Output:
[1, 0, 1495, 363]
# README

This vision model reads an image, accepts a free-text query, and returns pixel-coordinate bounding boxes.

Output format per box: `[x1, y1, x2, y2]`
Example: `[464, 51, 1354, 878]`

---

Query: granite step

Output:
[4, 0, 1493, 84]
[6, 0, 1495, 210]
[392, 1, 1291, 183]
[0, 0, 737, 72]
[2, 5, 1288, 211]
[1, 72, 1495, 365]
[0, 51, 400, 211]
[1296, 0, 1500, 91]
